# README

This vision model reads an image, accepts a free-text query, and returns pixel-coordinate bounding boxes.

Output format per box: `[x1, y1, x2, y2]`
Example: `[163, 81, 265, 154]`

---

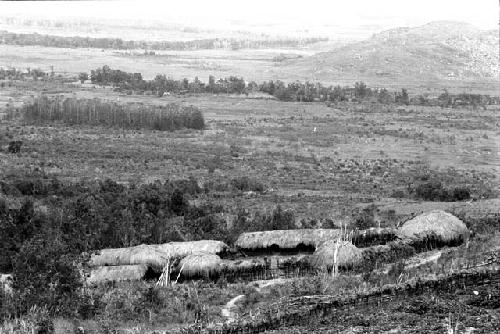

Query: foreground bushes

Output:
[13, 234, 85, 316]
[22, 96, 205, 131]
[0, 306, 53, 334]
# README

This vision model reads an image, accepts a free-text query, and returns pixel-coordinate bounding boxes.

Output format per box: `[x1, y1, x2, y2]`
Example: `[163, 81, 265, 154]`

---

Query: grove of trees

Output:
[22, 96, 205, 131]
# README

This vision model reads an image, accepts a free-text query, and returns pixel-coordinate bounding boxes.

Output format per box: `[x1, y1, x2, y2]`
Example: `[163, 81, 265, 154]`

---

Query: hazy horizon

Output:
[0, 0, 497, 40]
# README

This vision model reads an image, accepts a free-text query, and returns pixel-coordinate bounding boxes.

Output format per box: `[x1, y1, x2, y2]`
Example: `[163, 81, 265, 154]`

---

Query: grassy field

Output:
[1, 83, 498, 223]
[0, 44, 300, 82]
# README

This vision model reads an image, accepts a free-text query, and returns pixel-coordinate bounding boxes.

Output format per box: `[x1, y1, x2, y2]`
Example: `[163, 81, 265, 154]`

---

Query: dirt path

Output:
[221, 294, 245, 322]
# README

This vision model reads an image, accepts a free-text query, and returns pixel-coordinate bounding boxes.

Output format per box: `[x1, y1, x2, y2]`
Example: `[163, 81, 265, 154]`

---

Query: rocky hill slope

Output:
[281, 21, 499, 86]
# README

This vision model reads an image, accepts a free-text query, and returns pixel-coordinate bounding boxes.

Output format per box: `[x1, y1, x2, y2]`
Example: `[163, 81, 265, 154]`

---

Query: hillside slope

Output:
[281, 21, 499, 87]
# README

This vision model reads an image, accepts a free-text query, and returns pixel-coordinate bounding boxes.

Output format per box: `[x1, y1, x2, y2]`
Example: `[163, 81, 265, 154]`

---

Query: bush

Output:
[0, 305, 53, 334]
[414, 181, 448, 201]
[231, 176, 265, 193]
[0, 199, 46, 272]
[268, 205, 295, 230]
[248, 205, 295, 231]
[13, 233, 85, 316]
[414, 181, 471, 201]
[352, 204, 378, 229]
[451, 187, 471, 201]
[7, 141, 22, 154]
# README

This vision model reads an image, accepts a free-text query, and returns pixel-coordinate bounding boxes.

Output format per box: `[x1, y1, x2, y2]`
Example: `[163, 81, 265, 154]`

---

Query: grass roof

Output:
[176, 253, 223, 278]
[309, 240, 363, 270]
[235, 229, 343, 250]
[398, 210, 469, 242]
[90, 240, 228, 268]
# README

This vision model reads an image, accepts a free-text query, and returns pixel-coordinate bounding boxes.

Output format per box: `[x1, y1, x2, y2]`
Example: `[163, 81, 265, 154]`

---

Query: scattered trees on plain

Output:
[87, 66, 498, 108]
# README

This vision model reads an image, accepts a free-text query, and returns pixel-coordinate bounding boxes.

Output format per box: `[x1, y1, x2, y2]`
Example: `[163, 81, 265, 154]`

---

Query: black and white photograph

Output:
[0, 0, 499, 333]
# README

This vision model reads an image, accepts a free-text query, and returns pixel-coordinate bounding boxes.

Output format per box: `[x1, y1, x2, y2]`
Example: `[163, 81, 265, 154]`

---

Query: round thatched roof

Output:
[399, 210, 469, 242]
[309, 240, 363, 270]
[177, 252, 222, 278]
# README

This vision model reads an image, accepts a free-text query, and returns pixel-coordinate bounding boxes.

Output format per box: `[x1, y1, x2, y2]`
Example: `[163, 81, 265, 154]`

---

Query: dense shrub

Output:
[232, 205, 295, 233]
[170, 188, 188, 215]
[13, 234, 84, 316]
[351, 204, 378, 229]
[0, 305, 53, 334]
[414, 181, 448, 201]
[230, 176, 265, 192]
[268, 205, 295, 230]
[0, 199, 46, 272]
[414, 181, 471, 201]
[0, 177, 214, 271]
[451, 187, 471, 201]
[7, 141, 22, 153]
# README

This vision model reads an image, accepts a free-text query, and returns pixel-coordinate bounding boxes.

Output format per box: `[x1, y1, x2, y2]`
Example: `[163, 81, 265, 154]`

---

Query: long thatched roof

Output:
[90, 244, 171, 268]
[309, 240, 363, 270]
[236, 229, 343, 250]
[156, 240, 228, 258]
[90, 240, 228, 267]
[398, 210, 469, 242]
[88, 264, 148, 284]
[176, 253, 223, 278]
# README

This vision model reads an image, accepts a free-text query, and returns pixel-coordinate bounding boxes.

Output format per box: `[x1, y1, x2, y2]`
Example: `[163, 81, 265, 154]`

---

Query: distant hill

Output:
[280, 21, 499, 86]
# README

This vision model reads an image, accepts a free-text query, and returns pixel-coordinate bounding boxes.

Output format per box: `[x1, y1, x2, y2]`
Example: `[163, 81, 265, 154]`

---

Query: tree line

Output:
[87, 66, 499, 107]
[0, 30, 327, 51]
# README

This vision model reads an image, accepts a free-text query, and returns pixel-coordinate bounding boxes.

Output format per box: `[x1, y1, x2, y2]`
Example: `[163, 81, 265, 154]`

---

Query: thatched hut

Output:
[156, 240, 228, 258]
[88, 265, 148, 284]
[90, 244, 171, 268]
[175, 253, 223, 279]
[398, 210, 469, 243]
[235, 229, 343, 254]
[90, 240, 229, 268]
[309, 240, 363, 270]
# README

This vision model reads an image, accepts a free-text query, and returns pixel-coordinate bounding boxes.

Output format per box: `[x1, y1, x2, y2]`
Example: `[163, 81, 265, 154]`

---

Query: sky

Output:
[0, 0, 497, 37]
